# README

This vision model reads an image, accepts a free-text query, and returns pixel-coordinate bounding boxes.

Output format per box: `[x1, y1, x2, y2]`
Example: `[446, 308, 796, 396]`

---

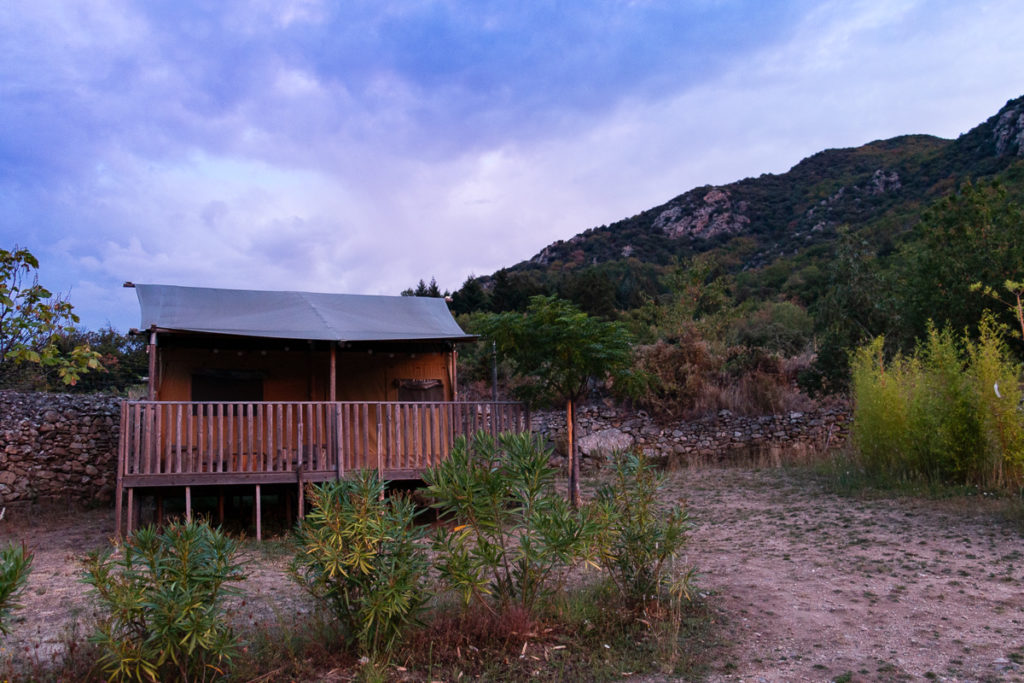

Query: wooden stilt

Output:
[114, 480, 124, 540]
[126, 488, 135, 535]
[297, 467, 305, 521]
[255, 484, 262, 541]
[115, 400, 127, 540]
[185, 486, 192, 523]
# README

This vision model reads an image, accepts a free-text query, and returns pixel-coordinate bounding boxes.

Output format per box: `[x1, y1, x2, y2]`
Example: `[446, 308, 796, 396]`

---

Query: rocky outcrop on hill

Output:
[653, 187, 751, 239]
[993, 99, 1024, 157]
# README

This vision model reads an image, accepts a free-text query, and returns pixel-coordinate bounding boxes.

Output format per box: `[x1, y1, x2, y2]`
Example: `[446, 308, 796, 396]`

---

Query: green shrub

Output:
[0, 542, 33, 636]
[424, 431, 603, 614]
[290, 471, 429, 661]
[850, 317, 1024, 490]
[595, 453, 691, 605]
[83, 520, 244, 682]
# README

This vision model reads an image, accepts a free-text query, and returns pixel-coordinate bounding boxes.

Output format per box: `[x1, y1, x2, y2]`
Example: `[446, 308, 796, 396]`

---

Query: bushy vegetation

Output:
[83, 520, 245, 682]
[0, 542, 33, 636]
[8, 434, 707, 681]
[424, 431, 603, 613]
[595, 453, 692, 605]
[849, 316, 1024, 490]
[290, 471, 429, 661]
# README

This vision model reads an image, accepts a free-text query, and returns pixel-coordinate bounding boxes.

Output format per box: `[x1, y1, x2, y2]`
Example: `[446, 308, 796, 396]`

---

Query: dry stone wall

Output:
[531, 404, 850, 469]
[0, 391, 120, 506]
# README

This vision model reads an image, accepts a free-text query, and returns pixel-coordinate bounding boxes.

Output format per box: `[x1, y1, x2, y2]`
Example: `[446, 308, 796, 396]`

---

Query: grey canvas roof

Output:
[135, 284, 475, 343]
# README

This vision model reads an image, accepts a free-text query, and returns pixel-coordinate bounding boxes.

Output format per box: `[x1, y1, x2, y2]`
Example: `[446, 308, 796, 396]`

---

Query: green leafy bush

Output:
[595, 453, 691, 604]
[83, 520, 244, 682]
[0, 541, 33, 636]
[850, 315, 1024, 489]
[424, 431, 603, 614]
[290, 471, 429, 661]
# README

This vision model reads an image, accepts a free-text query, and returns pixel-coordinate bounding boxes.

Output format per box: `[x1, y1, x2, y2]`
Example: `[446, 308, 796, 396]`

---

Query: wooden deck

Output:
[115, 400, 529, 537]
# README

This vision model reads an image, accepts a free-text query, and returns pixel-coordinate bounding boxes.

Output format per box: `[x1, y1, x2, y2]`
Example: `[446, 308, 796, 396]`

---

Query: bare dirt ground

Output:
[2, 466, 1023, 681]
[670, 468, 1024, 682]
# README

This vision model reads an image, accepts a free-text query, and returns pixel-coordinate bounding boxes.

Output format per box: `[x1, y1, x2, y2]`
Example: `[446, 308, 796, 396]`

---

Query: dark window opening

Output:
[191, 371, 264, 406]
[395, 379, 445, 402]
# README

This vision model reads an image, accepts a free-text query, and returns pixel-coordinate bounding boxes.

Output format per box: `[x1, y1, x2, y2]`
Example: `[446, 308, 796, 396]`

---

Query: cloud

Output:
[2, 0, 1023, 331]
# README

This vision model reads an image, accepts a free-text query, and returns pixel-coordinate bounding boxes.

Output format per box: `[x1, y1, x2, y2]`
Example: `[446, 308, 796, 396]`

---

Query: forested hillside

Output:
[432, 95, 1024, 411]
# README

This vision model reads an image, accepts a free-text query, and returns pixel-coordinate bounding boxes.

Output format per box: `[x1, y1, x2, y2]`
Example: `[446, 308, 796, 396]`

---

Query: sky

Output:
[1, 0, 1023, 332]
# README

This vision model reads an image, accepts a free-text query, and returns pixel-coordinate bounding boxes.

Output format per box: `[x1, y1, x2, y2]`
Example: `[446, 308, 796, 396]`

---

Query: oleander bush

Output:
[423, 431, 603, 615]
[0, 541, 33, 637]
[595, 452, 691, 605]
[83, 520, 244, 683]
[290, 471, 429, 662]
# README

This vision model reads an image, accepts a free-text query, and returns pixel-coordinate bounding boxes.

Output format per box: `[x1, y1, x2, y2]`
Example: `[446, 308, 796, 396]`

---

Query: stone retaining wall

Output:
[531, 403, 850, 469]
[0, 390, 851, 506]
[0, 391, 120, 506]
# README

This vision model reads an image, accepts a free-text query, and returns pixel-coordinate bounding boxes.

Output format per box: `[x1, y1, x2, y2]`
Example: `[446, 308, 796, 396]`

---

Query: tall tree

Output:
[804, 228, 899, 392]
[479, 295, 637, 505]
[451, 274, 489, 315]
[0, 247, 101, 388]
[896, 181, 1024, 351]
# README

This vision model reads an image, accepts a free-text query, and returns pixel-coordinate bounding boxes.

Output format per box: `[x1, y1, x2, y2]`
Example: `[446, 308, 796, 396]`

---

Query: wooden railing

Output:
[118, 400, 530, 486]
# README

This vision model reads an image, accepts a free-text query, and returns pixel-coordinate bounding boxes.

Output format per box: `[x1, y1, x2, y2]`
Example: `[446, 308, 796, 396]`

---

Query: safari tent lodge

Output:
[115, 284, 529, 538]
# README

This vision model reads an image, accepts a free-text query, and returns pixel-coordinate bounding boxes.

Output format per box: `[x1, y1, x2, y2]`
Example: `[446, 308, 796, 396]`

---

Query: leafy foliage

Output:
[896, 181, 1024, 347]
[52, 326, 147, 394]
[290, 472, 429, 660]
[479, 295, 639, 502]
[0, 542, 33, 636]
[83, 520, 245, 682]
[0, 246, 102, 388]
[479, 295, 637, 409]
[595, 453, 691, 605]
[424, 431, 603, 614]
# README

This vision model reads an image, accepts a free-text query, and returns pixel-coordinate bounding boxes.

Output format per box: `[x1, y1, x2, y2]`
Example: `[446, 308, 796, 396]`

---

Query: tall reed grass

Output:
[850, 315, 1024, 491]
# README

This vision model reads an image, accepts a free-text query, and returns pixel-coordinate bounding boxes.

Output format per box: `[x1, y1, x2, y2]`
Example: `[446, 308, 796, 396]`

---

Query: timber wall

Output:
[157, 348, 452, 402]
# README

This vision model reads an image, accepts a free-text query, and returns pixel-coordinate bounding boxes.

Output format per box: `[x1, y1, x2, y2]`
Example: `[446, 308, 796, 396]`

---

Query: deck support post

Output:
[297, 466, 305, 521]
[115, 399, 127, 540]
[126, 488, 135, 535]
[255, 484, 262, 541]
[146, 330, 157, 401]
[115, 485, 123, 540]
[185, 486, 192, 523]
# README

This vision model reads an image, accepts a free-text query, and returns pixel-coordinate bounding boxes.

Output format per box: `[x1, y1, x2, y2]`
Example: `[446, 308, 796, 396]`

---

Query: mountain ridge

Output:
[505, 95, 1024, 277]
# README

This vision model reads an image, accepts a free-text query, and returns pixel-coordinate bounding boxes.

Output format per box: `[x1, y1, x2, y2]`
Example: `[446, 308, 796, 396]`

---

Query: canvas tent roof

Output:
[134, 284, 475, 343]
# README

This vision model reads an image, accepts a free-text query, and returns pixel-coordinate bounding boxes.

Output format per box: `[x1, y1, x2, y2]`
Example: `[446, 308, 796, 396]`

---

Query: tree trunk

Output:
[566, 398, 580, 507]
